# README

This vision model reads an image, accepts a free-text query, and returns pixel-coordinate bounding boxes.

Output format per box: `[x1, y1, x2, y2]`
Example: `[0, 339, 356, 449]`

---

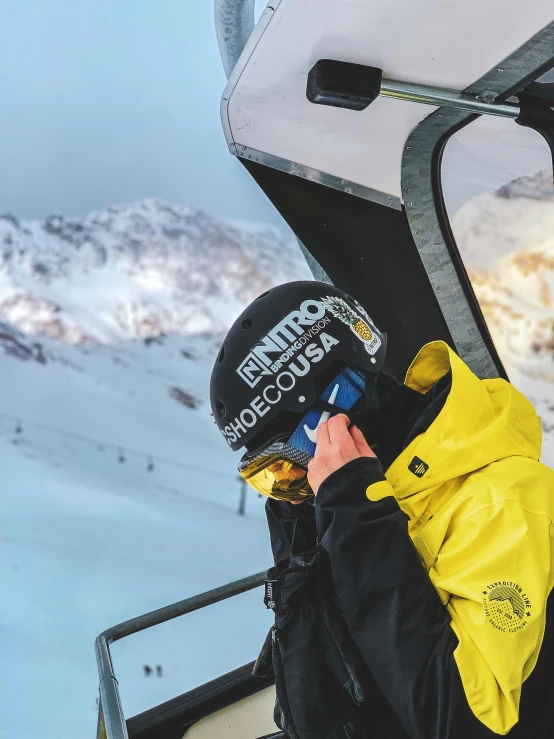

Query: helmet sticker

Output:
[321, 296, 382, 355]
[236, 299, 334, 388]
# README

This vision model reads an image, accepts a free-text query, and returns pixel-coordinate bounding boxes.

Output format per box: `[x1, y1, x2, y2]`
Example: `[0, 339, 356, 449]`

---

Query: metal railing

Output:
[96, 571, 267, 739]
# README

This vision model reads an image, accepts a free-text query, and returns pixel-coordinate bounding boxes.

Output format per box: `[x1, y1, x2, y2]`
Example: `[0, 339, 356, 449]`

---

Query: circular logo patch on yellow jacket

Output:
[482, 581, 532, 633]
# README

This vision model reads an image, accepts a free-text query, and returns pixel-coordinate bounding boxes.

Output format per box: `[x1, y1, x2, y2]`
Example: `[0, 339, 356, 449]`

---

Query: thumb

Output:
[350, 425, 376, 458]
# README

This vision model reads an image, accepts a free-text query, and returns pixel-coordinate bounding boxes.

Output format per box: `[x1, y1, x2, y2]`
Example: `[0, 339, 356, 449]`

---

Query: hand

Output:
[307, 414, 376, 495]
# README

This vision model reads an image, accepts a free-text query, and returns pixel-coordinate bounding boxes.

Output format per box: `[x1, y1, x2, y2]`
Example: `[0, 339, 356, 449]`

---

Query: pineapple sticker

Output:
[321, 296, 381, 355]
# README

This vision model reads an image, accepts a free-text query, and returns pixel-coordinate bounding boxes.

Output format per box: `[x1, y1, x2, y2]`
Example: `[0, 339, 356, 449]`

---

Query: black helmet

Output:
[210, 281, 387, 452]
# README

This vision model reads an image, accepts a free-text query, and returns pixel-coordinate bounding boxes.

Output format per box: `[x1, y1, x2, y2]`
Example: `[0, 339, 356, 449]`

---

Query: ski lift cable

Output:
[0, 411, 234, 481]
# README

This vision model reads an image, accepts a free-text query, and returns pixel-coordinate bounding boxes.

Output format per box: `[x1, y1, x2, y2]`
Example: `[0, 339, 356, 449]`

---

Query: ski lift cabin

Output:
[95, 1, 554, 737]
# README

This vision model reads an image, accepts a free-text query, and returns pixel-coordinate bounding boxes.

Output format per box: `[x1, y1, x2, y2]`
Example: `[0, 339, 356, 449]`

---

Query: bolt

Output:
[479, 90, 498, 104]
[298, 395, 306, 403]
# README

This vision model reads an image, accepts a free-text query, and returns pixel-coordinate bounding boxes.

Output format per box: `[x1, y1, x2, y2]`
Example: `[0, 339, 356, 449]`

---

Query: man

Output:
[210, 280, 554, 738]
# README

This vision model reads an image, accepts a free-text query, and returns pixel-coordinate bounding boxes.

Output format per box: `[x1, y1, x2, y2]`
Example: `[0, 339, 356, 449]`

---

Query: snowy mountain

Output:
[451, 168, 554, 461]
[452, 168, 554, 378]
[0, 199, 311, 343]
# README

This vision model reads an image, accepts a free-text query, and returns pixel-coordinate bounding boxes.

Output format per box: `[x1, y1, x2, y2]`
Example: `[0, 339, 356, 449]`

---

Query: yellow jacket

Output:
[362, 340, 554, 734]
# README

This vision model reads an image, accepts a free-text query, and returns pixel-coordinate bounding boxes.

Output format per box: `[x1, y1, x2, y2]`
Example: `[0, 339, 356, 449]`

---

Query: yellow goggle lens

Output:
[239, 454, 313, 502]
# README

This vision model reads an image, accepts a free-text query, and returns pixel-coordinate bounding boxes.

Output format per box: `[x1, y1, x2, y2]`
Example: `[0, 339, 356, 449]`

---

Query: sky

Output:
[0, 0, 279, 223]
[0, 2, 551, 226]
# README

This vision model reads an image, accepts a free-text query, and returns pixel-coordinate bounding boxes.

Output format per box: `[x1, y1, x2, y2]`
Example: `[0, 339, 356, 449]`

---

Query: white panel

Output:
[225, 0, 554, 198]
[183, 686, 277, 738]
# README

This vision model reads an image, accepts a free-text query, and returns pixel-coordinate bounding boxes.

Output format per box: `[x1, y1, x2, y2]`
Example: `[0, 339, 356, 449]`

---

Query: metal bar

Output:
[98, 571, 266, 645]
[99, 677, 128, 739]
[380, 79, 520, 118]
[97, 697, 107, 739]
[214, 0, 256, 78]
[95, 571, 267, 739]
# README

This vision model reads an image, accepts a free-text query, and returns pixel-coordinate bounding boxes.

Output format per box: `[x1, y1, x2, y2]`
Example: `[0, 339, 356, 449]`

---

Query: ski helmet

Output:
[210, 281, 387, 452]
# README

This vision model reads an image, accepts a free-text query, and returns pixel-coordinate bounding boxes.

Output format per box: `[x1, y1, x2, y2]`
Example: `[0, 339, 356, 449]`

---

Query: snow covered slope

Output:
[0, 333, 280, 739]
[0, 202, 309, 739]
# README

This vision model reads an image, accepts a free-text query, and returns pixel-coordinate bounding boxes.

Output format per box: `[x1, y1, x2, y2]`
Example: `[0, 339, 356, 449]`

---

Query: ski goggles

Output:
[238, 367, 366, 502]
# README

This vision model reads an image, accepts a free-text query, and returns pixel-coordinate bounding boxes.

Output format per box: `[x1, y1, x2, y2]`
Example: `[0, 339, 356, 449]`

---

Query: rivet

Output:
[407, 202, 413, 207]
[292, 163, 298, 168]
[414, 230, 419, 234]
[497, 67, 504, 72]
[345, 187, 352, 193]
[341, 179, 347, 184]
[370, 358, 377, 364]
[406, 146, 412, 151]
[404, 187, 410, 192]
[298, 395, 306, 403]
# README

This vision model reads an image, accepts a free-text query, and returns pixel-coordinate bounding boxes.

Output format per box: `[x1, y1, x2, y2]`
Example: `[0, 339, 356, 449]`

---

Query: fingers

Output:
[316, 416, 331, 448]
[327, 413, 355, 450]
[309, 415, 370, 496]
[350, 425, 376, 458]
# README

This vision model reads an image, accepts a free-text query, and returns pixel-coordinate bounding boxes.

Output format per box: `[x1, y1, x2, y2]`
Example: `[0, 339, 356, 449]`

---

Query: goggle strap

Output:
[310, 371, 380, 428]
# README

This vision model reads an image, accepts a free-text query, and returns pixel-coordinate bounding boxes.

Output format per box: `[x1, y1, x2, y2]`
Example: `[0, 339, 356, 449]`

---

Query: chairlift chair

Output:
[96, 2, 554, 737]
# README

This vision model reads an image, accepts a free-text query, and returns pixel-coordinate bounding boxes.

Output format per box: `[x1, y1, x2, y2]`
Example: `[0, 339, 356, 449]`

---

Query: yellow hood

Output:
[385, 341, 542, 521]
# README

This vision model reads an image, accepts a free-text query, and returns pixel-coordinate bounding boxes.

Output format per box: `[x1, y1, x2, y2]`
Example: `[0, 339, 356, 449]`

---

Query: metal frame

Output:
[214, 0, 256, 79]
[220, 0, 283, 144]
[95, 572, 266, 739]
[219, 4, 554, 377]
[402, 21, 554, 379]
[380, 78, 519, 118]
[230, 144, 402, 211]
